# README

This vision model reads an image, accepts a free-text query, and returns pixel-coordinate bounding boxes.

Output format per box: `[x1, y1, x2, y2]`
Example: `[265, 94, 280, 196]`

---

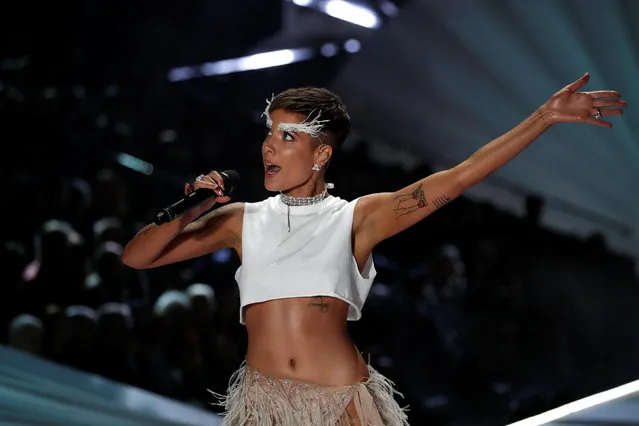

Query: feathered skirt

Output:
[211, 362, 409, 426]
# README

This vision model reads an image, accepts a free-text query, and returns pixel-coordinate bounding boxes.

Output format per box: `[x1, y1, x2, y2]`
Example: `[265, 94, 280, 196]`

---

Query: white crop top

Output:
[234, 194, 376, 324]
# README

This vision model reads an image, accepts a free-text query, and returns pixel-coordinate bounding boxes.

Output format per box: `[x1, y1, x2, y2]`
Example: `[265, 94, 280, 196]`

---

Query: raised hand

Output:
[543, 73, 626, 128]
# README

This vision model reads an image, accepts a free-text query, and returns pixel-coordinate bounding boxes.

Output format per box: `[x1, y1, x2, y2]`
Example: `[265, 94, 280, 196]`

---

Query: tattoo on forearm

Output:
[137, 224, 158, 237]
[433, 195, 451, 209]
[393, 183, 428, 217]
[307, 296, 329, 313]
[393, 183, 452, 218]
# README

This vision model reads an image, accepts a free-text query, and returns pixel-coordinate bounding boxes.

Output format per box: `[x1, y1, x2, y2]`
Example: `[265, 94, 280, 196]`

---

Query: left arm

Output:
[354, 73, 625, 250]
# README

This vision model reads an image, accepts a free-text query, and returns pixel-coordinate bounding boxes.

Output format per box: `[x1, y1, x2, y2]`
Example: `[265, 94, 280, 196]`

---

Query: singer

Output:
[122, 75, 625, 425]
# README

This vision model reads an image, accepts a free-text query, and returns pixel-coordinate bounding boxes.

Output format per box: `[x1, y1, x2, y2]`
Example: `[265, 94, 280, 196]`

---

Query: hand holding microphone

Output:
[186, 170, 231, 199]
[154, 169, 240, 225]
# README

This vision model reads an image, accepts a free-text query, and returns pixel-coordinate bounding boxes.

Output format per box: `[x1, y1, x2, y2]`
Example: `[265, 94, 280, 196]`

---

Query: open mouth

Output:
[264, 162, 281, 177]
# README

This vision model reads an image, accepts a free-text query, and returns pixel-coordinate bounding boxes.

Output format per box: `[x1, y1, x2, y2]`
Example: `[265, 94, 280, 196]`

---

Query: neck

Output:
[283, 178, 326, 198]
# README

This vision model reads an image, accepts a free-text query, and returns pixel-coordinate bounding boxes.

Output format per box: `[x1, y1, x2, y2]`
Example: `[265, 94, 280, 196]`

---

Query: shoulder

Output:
[191, 202, 244, 236]
[243, 197, 274, 212]
[221, 202, 245, 230]
[324, 195, 352, 211]
[242, 196, 284, 219]
[351, 192, 392, 243]
[215, 201, 245, 217]
[350, 193, 378, 223]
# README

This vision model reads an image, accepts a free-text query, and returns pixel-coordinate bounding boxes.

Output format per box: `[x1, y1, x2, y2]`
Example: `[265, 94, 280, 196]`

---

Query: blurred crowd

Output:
[4, 77, 639, 426]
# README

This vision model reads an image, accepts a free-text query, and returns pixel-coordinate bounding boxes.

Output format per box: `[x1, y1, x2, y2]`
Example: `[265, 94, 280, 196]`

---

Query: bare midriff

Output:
[244, 296, 369, 387]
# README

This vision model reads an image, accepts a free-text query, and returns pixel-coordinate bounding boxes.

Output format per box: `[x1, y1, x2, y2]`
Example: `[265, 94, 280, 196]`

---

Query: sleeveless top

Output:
[234, 194, 376, 324]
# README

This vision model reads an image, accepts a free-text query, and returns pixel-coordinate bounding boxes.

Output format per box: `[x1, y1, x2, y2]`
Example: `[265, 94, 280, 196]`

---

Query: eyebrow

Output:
[277, 122, 323, 137]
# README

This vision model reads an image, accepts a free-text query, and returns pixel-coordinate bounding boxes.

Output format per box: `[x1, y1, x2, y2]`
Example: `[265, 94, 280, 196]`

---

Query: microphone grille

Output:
[220, 169, 241, 194]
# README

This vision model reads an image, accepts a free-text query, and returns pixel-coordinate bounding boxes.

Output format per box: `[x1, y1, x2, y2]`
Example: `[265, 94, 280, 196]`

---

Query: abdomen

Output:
[243, 296, 368, 386]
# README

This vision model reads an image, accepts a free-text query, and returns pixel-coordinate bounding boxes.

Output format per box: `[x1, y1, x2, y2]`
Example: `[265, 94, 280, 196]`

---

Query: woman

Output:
[122, 73, 625, 425]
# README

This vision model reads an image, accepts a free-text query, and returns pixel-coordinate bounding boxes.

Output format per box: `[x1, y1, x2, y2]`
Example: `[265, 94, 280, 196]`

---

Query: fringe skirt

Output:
[211, 362, 409, 426]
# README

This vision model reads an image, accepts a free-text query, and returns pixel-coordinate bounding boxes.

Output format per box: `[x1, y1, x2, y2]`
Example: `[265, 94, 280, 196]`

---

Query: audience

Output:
[3, 72, 638, 426]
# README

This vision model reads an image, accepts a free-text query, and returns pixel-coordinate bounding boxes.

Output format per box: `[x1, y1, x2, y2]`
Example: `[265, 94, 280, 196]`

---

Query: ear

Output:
[315, 143, 332, 167]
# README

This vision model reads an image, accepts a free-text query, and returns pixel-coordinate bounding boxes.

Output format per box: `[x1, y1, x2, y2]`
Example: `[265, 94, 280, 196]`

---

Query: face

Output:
[262, 108, 331, 193]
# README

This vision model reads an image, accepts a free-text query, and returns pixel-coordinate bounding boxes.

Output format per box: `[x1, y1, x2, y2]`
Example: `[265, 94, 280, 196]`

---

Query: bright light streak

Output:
[506, 378, 639, 426]
[321, 0, 380, 29]
[169, 48, 315, 81]
[236, 49, 302, 72]
[115, 152, 154, 175]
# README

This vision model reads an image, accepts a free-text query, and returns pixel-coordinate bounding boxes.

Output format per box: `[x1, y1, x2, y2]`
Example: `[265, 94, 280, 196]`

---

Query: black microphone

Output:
[154, 170, 240, 225]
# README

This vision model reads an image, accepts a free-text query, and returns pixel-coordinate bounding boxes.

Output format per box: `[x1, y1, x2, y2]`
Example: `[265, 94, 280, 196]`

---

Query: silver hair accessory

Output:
[312, 164, 321, 171]
[262, 94, 274, 128]
[280, 183, 335, 232]
[277, 110, 329, 138]
[262, 96, 329, 138]
[593, 108, 602, 119]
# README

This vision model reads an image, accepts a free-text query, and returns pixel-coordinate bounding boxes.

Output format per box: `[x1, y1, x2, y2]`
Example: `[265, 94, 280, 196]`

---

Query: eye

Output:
[283, 131, 295, 141]
[264, 127, 272, 137]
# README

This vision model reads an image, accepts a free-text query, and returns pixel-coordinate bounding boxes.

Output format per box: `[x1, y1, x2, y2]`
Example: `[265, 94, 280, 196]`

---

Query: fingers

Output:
[593, 99, 627, 108]
[585, 117, 613, 128]
[599, 108, 624, 117]
[566, 72, 590, 92]
[190, 171, 226, 197]
[209, 171, 226, 193]
[586, 102, 622, 128]
[586, 90, 622, 99]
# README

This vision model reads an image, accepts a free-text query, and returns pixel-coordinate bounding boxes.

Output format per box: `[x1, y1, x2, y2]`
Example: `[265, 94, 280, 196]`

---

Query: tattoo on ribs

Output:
[307, 296, 329, 313]
[392, 183, 428, 217]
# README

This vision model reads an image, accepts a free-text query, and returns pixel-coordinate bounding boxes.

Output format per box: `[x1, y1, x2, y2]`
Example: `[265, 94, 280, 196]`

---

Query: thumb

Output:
[565, 72, 590, 92]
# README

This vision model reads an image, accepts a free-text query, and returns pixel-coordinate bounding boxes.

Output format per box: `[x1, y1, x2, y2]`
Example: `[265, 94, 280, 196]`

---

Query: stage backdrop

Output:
[329, 0, 639, 260]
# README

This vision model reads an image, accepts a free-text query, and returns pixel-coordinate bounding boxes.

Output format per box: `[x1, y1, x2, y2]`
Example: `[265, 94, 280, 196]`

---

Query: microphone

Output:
[154, 170, 240, 225]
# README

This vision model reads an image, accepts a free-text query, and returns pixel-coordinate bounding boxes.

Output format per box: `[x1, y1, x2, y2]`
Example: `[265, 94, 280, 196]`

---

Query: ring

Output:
[196, 174, 205, 181]
[593, 108, 602, 119]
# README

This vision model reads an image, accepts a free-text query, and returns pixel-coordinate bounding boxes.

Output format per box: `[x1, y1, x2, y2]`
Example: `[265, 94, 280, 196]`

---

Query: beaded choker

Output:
[279, 183, 334, 207]
[279, 184, 334, 231]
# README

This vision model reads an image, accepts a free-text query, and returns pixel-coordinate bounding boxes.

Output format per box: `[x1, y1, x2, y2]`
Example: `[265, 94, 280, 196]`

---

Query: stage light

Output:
[344, 38, 361, 53]
[169, 48, 315, 81]
[321, 0, 380, 29]
[115, 152, 154, 176]
[320, 43, 339, 57]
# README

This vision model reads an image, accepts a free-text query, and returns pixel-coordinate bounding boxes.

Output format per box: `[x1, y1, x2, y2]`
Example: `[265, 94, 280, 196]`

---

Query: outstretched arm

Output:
[354, 73, 626, 249]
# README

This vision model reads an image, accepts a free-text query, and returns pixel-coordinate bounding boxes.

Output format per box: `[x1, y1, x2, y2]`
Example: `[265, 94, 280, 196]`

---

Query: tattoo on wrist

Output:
[138, 225, 158, 236]
[307, 296, 329, 313]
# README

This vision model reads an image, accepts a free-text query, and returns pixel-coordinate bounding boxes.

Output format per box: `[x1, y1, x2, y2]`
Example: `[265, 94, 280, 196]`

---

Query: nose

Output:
[262, 136, 275, 156]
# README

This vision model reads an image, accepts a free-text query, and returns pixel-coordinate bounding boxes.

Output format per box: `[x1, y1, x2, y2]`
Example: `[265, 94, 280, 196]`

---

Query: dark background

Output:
[2, 1, 639, 425]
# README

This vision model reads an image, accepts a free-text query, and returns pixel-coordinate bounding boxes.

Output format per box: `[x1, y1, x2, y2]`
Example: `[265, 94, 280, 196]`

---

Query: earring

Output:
[312, 164, 321, 171]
